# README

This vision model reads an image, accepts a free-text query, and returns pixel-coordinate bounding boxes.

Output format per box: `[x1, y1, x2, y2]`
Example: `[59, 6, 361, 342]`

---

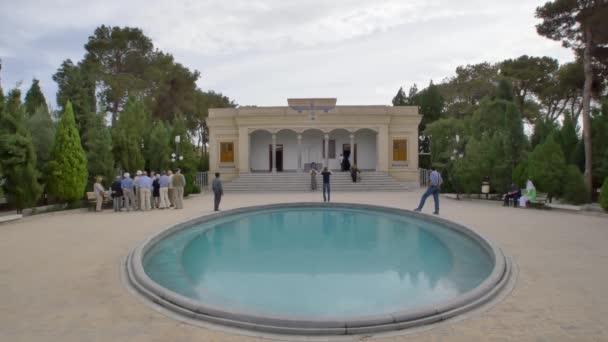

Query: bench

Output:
[527, 192, 548, 209]
[86, 191, 111, 211]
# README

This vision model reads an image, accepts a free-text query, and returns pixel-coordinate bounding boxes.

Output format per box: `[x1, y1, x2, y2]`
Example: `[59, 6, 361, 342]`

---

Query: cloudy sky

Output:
[0, 0, 573, 108]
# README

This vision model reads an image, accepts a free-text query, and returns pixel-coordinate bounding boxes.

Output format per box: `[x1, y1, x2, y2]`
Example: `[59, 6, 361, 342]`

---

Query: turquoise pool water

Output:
[143, 207, 493, 319]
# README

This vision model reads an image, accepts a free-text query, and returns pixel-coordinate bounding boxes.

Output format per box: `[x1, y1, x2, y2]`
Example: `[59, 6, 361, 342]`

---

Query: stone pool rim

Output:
[125, 202, 512, 335]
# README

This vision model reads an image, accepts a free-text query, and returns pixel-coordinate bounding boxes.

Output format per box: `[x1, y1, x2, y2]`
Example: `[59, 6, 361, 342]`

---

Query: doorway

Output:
[269, 144, 284, 171]
[343, 144, 357, 165]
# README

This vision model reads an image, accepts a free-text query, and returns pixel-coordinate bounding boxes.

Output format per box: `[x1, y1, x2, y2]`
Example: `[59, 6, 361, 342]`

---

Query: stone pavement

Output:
[1, 191, 607, 341]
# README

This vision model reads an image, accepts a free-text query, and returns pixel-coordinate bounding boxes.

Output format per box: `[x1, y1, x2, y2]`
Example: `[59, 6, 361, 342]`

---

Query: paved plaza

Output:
[1, 191, 607, 341]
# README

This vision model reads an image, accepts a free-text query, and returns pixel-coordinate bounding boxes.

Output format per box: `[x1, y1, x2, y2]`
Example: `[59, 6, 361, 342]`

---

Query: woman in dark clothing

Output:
[350, 164, 360, 183]
[110, 176, 123, 212]
[152, 174, 161, 209]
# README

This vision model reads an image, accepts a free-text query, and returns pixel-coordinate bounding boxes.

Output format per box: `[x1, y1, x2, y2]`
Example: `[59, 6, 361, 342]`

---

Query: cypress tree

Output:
[24, 79, 48, 116]
[83, 113, 114, 187]
[0, 88, 42, 211]
[47, 101, 88, 202]
[26, 107, 55, 173]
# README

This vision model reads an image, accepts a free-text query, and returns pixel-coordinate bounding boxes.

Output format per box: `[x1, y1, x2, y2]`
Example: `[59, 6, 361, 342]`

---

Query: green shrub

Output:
[512, 162, 528, 188]
[527, 136, 566, 198]
[562, 165, 588, 205]
[600, 177, 608, 211]
[191, 184, 201, 194]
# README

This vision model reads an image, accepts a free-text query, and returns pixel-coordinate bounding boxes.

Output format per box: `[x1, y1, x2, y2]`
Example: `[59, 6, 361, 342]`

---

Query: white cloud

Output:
[0, 0, 575, 107]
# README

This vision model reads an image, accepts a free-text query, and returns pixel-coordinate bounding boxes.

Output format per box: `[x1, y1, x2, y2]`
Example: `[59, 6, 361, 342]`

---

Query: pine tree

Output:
[83, 113, 114, 186]
[24, 79, 48, 116]
[0, 88, 42, 211]
[47, 101, 88, 202]
[536, 0, 608, 193]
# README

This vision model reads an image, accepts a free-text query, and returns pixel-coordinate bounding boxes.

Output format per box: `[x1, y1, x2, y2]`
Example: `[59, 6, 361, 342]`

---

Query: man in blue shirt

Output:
[414, 166, 443, 215]
[121, 173, 135, 212]
[159, 171, 170, 209]
[321, 167, 332, 202]
[138, 171, 152, 211]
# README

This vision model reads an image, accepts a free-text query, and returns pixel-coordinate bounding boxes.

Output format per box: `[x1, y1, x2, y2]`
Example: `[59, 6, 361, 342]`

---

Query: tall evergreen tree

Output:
[25, 107, 55, 173]
[392, 87, 408, 106]
[112, 98, 147, 172]
[556, 114, 579, 165]
[53, 59, 97, 140]
[83, 113, 114, 186]
[24, 79, 48, 116]
[84, 26, 155, 125]
[417, 81, 444, 132]
[47, 101, 88, 202]
[145, 121, 171, 172]
[0, 87, 42, 211]
[500, 55, 559, 120]
[536, 0, 608, 193]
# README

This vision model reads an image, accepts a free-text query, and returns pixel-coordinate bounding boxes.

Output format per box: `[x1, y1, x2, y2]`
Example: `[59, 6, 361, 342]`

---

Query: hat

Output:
[136, 170, 142, 176]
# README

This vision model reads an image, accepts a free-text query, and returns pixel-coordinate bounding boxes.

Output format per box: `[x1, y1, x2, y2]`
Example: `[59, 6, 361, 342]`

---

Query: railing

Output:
[419, 168, 431, 187]
[195, 172, 209, 189]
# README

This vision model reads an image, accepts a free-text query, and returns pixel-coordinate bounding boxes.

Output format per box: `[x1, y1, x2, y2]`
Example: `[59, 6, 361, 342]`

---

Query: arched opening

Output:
[328, 128, 351, 171]
[276, 129, 298, 172]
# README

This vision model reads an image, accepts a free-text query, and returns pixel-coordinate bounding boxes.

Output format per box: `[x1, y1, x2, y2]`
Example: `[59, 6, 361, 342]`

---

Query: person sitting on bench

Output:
[503, 182, 522, 207]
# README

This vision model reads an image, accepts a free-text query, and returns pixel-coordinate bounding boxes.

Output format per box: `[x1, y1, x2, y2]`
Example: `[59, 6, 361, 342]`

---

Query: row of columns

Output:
[269, 132, 356, 173]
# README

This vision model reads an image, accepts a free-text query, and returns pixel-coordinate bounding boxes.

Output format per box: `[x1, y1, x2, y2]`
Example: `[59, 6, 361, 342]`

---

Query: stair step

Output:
[222, 172, 411, 193]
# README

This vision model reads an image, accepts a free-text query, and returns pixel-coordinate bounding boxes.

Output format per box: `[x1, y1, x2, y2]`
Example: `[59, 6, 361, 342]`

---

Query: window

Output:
[393, 139, 407, 161]
[220, 142, 234, 163]
[322, 139, 336, 158]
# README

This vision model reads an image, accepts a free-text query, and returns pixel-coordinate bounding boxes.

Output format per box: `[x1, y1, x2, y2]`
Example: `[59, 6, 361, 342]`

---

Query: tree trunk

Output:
[582, 27, 593, 198]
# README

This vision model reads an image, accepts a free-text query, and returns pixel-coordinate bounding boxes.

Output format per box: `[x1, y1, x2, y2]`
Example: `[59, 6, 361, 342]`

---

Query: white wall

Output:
[355, 129, 377, 170]
[301, 130, 324, 167]
[250, 131, 271, 171]
[277, 130, 298, 170]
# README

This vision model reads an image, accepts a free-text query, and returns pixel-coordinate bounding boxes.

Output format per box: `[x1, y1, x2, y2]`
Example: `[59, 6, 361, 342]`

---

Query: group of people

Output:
[308, 160, 362, 202]
[412, 166, 539, 216]
[503, 180, 537, 207]
[92, 169, 187, 212]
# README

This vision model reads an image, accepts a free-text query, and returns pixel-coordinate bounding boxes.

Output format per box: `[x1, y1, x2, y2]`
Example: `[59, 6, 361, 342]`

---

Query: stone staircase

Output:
[223, 171, 413, 192]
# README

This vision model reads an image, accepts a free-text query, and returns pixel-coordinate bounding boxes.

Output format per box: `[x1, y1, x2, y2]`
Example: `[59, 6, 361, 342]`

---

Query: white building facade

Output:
[207, 99, 421, 183]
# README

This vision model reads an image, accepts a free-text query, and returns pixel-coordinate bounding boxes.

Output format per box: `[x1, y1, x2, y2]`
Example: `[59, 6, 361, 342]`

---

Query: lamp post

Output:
[449, 135, 463, 199]
[171, 135, 183, 163]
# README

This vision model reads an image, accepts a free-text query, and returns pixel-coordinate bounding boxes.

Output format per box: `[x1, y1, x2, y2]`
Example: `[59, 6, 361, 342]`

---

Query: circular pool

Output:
[126, 203, 511, 335]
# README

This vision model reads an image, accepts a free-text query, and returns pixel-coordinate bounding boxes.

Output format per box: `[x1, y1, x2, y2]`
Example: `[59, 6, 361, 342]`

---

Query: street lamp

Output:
[449, 134, 464, 199]
[171, 135, 183, 163]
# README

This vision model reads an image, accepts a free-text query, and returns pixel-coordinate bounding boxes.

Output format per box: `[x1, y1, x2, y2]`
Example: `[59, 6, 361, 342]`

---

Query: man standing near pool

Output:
[414, 166, 443, 215]
[321, 167, 332, 202]
[212, 172, 223, 211]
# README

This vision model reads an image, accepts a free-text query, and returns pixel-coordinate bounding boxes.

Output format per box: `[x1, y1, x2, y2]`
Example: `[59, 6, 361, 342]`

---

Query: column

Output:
[238, 126, 249, 174]
[350, 133, 355, 166]
[324, 133, 329, 169]
[297, 134, 302, 172]
[271, 133, 277, 173]
[376, 125, 389, 171]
